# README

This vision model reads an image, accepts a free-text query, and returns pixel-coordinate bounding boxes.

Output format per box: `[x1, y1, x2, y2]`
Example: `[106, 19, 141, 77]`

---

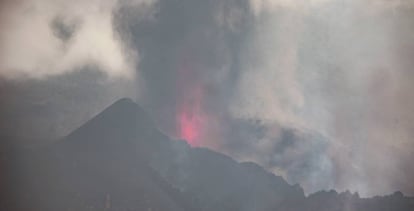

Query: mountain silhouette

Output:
[2, 98, 192, 211]
[1, 98, 413, 211]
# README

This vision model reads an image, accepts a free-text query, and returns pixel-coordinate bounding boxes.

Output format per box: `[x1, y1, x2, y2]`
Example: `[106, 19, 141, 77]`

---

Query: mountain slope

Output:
[5, 98, 192, 211]
[2, 98, 414, 211]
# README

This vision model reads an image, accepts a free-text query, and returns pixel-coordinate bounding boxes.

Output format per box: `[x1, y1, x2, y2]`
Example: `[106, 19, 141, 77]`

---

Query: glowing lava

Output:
[177, 87, 205, 147]
[178, 108, 201, 146]
[175, 52, 208, 146]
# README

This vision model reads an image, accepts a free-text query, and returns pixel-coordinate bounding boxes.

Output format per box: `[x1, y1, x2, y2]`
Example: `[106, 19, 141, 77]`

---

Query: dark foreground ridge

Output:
[1, 98, 413, 211]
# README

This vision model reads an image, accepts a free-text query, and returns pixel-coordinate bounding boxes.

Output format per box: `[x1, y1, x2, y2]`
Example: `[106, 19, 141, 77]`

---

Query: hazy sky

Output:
[1, 0, 414, 197]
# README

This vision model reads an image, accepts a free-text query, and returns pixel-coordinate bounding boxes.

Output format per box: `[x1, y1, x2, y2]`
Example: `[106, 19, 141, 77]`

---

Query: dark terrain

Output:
[1, 98, 413, 210]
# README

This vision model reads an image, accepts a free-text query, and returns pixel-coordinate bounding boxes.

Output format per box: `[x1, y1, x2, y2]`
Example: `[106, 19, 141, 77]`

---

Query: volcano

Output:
[1, 98, 193, 211]
[1, 98, 413, 211]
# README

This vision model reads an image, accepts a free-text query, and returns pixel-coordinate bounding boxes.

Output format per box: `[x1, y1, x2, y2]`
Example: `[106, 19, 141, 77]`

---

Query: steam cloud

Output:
[0, 0, 149, 79]
[1, 0, 414, 197]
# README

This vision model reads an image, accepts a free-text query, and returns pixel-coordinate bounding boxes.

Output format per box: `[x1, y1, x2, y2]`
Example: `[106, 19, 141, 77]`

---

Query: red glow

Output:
[175, 51, 208, 146]
[177, 86, 205, 146]
[179, 108, 201, 146]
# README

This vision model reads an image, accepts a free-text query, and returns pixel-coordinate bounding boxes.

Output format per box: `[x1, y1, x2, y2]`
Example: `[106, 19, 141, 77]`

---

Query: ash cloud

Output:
[114, 0, 253, 140]
[116, 0, 334, 194]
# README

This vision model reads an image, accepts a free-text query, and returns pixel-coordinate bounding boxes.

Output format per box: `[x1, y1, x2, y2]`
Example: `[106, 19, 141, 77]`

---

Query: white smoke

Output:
[0, 0, 155, 80]
[230, 0, 414, 196]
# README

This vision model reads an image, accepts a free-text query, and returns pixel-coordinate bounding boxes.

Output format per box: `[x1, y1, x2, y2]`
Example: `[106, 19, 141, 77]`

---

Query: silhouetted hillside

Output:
[2, 98, 192, 211]
[1, 98, 413, 210]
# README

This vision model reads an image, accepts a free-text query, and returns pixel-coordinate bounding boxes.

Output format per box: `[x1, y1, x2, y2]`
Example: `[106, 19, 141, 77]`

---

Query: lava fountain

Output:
[175, 53, 208, 147]
[176, 86, 205, 147]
